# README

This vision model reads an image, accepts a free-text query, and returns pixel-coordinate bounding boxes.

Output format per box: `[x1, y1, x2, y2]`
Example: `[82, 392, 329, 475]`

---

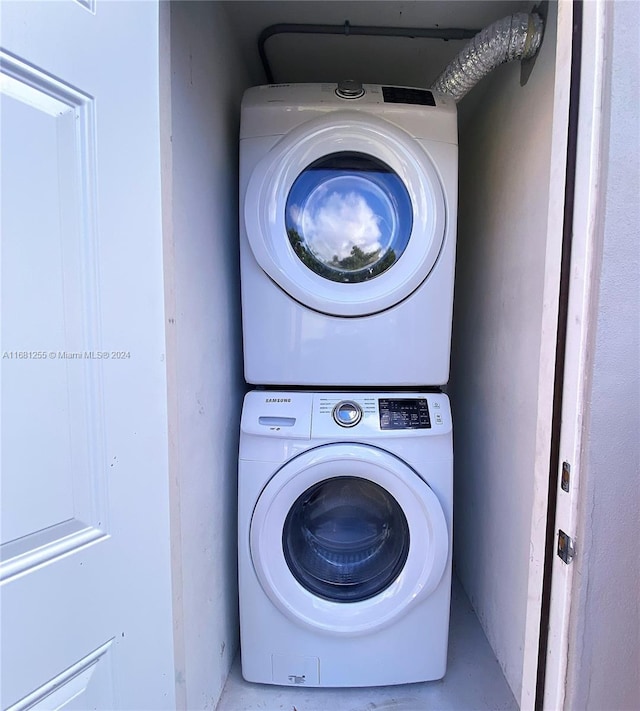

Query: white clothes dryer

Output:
[238, 389, 453, 687]
[240, 82, 458, 386]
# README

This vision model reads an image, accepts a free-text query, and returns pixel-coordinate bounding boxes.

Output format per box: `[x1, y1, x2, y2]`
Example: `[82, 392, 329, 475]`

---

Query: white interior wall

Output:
[162, 3, 250, 708]
[565, 2, 640, 708]
[219, 0, 527, 90]
[449, 4, 559, 702]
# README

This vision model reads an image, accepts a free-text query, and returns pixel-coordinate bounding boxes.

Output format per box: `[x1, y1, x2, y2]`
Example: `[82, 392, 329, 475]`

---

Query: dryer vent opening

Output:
[431, 12, 545, 103]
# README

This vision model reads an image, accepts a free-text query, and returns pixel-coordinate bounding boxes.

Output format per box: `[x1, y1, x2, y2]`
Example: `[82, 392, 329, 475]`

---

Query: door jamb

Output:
[536, 1, 610, 708]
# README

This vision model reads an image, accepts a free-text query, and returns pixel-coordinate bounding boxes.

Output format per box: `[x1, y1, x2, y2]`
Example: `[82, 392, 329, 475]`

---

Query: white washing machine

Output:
[238, 389, 453, 687]
[240, 82, 458, 387]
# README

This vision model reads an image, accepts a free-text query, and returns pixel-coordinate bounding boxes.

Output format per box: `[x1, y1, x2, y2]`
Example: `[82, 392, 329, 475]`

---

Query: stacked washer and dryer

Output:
[238, 81, 458, 688]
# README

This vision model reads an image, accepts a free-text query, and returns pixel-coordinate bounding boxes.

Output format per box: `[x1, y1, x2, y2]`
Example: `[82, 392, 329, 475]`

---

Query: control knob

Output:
[332, 400, 363, 427]
[335, 79, 365, 99]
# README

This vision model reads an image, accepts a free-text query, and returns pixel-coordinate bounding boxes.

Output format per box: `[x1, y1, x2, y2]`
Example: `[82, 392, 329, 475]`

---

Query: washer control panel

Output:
[313, 392, 451, 438]
[241, 391, 451, 440]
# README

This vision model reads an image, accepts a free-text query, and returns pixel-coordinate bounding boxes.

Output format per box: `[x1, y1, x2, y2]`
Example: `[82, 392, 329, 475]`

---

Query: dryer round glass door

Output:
[285, 153, 412, 284]
[250, 443, 449, 635]
[244, 111, 447, 316]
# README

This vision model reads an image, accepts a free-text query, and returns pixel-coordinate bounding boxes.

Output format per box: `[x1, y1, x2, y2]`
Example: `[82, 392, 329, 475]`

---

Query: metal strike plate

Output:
[561, 461, 571, 492]
[557, 530, 576, 564]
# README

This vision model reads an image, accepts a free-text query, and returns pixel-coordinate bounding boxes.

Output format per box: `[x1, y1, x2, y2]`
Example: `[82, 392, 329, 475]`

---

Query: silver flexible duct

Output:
[431, 13, 544, 102]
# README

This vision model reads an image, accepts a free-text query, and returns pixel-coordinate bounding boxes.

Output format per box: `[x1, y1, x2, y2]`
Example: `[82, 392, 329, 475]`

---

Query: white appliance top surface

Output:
[241, 390, 452, 440]
[240, 83, 457, 142]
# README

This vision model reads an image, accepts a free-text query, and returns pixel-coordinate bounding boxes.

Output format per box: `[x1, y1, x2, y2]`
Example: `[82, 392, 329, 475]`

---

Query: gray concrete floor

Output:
[217, 576, 517, 711]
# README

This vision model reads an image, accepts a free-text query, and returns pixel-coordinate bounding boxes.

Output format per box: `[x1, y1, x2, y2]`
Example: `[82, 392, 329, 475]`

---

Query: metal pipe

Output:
[258, 21, 480, 84]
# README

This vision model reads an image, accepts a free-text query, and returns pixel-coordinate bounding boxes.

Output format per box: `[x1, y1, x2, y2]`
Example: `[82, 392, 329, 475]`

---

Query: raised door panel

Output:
[1, 51, 106, 572]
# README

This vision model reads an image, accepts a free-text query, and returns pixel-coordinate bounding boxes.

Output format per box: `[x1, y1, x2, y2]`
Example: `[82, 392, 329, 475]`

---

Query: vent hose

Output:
[431, 12, 544, 102]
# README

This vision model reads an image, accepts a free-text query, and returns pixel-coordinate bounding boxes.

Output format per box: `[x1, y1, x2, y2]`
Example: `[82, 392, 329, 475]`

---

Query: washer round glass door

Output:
[283, 476, 410, 602]
[244, 111, 447, 316]
[250, 444, 449, 635]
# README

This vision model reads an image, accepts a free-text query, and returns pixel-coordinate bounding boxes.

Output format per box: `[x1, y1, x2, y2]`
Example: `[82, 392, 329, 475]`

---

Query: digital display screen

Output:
[378, 398, 431, 430]
[382, 87, 436, 106]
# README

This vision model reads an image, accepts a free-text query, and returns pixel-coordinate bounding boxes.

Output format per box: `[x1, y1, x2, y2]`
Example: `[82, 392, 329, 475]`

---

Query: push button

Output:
[332, 400, 363, 427]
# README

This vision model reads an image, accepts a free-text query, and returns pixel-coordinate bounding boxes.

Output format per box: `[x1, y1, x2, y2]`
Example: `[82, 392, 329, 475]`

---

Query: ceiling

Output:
[220, 1, 530, 88]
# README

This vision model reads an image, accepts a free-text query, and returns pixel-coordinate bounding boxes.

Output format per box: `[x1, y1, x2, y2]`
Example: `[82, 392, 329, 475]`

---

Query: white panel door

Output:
[0, 2, 175, 709]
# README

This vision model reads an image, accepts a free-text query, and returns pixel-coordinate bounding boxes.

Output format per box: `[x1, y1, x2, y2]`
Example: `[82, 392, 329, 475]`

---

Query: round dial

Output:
[332, 400, 363, 428]
[335, 79, 365, 99]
